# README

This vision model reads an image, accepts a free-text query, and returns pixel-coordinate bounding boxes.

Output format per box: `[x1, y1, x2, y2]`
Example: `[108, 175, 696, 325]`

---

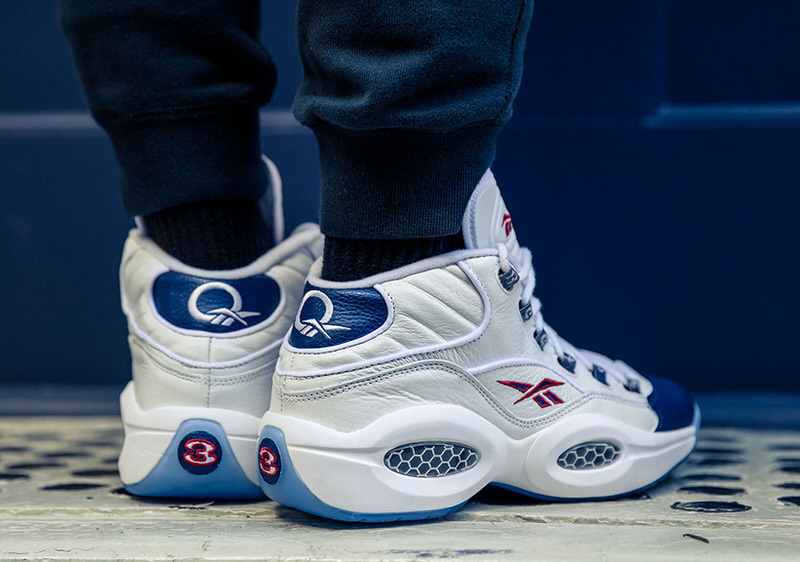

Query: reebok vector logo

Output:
[498, 378, 565, 408]
[502, 213, 513, 237]
[288, 285, 390, 349]
[152, 272, 280, 333]
[294, 290, 349, 339]
[189, 282, 259, 327]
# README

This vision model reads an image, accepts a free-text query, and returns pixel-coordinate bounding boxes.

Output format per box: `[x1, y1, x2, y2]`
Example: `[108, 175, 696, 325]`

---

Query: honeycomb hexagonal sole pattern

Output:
[384, 442, 480, 478]
[557, 441, 620, 470]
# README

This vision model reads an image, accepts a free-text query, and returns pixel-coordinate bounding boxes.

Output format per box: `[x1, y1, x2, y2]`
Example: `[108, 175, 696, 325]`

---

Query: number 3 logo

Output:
[183, 439, 218, 466]
[259, 447, 278, 476]
[258, 438, 282, 484]
[178, 431, 223, 475]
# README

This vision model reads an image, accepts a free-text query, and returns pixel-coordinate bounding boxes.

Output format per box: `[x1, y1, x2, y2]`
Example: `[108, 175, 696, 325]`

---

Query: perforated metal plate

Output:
[1, 418, 799, 560]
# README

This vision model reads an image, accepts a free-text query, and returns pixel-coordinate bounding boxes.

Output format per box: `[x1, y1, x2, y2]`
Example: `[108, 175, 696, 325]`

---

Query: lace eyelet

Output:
[519, 300, 533, 322]
[624, 379, 641, 393]
[497, 266, 519, 291]
[558, 353, 576, 374]
[591, 365, 609, 386]
[533, 329, 548, 350]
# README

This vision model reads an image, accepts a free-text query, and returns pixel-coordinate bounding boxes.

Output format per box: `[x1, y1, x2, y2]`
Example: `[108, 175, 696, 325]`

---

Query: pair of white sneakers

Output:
[118, 164, 698, 521]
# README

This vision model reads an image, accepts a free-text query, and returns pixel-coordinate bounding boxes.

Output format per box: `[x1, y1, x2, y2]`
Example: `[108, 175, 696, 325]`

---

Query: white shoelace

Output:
[497, 243, 640, 388]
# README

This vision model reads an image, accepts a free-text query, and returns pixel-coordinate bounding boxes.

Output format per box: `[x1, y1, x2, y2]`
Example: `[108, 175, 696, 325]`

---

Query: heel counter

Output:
[129, 334, 274, 416]
[129, 334, 211, 410]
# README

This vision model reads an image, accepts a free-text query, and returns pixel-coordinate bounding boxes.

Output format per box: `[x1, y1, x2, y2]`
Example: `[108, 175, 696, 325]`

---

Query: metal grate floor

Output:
[1, 417, 799, 561]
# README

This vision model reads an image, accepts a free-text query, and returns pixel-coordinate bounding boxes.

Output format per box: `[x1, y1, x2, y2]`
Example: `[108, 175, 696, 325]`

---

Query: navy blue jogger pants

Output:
[60, 0, 534, 238]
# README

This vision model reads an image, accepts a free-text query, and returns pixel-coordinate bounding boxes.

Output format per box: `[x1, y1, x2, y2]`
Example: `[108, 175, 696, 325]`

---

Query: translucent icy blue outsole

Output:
[124, 419, 264, 500]
[258, 426, 466, 523]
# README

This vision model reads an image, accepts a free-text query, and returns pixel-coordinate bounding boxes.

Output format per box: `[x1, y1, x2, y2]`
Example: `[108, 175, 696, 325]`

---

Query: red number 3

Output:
[183, 439, 218, 466]
[259, 446, 278, 476]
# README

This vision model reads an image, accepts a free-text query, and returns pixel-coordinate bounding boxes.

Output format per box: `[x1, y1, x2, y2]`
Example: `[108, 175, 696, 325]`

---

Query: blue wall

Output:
[1, 1, 798, 392]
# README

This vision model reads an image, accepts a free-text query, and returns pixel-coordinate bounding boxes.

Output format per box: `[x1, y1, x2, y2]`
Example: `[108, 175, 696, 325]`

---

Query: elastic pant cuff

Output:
[102, 104, 265, 216]
[314, 123, 500, 238]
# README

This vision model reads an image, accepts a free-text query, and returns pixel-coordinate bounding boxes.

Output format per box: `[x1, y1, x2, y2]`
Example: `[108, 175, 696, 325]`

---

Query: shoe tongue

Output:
[462, 170, 522, 261]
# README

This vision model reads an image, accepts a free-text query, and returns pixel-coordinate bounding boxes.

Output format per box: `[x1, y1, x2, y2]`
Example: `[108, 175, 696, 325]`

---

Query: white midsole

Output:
[119, 382, 262, 485]
[261, 404, 697, 514]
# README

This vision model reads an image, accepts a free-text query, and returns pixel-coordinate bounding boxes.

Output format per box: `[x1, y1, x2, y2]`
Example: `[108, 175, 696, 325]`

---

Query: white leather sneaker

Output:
[257, 170, 699, 520]
[118, 160, 322, 499]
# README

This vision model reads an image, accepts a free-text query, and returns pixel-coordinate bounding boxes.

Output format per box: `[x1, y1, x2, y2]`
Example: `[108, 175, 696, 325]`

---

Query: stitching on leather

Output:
[206, 339, 212, 407]
[457, 260, 492, 347]
[403, 275, 479, 327]
[131, 336, 272, 386]
[277, 363, 649, 430]
[277, 363, 519, 426]
[207, 369, 271, 387]
[130, 338, 204, 385]
[279, 260, 492, 366]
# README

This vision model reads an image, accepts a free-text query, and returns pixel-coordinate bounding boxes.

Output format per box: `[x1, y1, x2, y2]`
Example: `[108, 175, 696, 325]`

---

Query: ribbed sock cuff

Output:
[321, 233, 465, 281]
[99, 104, 266, 217]
[313, 123, 500, 239]
[143, 198, 273, 270]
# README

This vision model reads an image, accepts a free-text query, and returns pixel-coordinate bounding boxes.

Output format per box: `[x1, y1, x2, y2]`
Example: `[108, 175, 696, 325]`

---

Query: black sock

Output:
[321, 233, 465, 282]
[143, 199, 273, 270]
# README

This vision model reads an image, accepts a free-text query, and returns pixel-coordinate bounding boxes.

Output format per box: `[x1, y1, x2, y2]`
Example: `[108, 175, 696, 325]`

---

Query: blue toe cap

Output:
[646, 375, 696, 432]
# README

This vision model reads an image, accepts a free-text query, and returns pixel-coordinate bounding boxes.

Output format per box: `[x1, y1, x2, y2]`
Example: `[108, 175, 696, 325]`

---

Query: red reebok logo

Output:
[501, 213, 513, 237]
[498, 378, 565, 408]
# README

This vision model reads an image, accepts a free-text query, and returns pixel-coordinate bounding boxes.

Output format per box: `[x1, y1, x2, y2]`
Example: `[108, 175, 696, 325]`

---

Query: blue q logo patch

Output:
[288, 284, 389, 349]
[153, 272, 280, 333]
